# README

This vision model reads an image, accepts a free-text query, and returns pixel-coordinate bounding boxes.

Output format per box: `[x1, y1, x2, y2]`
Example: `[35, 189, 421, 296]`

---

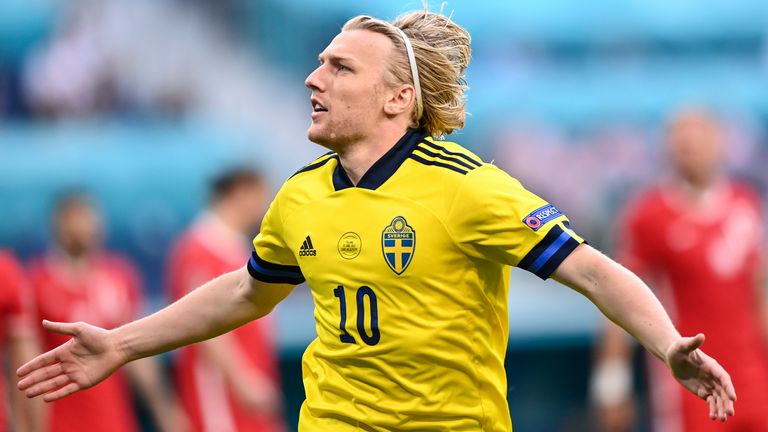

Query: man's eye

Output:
[338, 65, 349, 72]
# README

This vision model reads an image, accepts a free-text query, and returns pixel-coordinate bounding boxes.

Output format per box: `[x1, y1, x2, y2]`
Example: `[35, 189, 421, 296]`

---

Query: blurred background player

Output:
[167, 168, 285, 432]
[591, 107, 768, 431]
[26, 192, 186, 432]
[0, 250, 42, 432]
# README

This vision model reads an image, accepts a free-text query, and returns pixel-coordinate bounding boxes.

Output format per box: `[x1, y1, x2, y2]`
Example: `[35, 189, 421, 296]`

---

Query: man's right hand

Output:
[17, 320, 127, 402]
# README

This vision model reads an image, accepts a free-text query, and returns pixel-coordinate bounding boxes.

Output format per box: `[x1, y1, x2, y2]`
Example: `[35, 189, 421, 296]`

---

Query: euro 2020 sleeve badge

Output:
[382, 216, 415, 275]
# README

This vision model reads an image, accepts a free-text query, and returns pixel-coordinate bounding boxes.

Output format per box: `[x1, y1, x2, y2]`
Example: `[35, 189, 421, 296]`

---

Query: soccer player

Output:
[18, 11, 736, 431]
[168, 168, 286, 432]
[25, 192, 186, 432]
[0, 250, 43, 432]
[592, 108, 768, 432]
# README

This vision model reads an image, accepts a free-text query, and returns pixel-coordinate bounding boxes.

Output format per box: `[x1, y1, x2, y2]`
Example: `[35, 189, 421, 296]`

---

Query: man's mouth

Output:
[311, 99, 328, 112]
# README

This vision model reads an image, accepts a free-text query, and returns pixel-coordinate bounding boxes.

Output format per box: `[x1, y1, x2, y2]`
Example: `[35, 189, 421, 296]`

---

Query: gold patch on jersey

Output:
[337, 232, 362, 259]
[382, 216, 415, 275]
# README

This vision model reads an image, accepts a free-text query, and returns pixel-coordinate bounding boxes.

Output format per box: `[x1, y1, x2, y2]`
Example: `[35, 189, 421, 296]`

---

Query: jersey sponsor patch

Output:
[523, 204, 563, 231]
[382, 216, 415, 275]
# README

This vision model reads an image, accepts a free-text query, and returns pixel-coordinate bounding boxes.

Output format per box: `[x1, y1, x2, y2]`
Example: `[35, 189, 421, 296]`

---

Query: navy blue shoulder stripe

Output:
[408, 154, 469, 175]
[247, 250, 305, 285]
[517, 225, 581, 280]
[289, 153, 337, 179]
[414, 145, 479, 171]
[419, 140, 482, 167]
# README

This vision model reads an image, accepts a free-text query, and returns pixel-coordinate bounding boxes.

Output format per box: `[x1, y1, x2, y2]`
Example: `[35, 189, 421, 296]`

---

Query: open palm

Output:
[17, 320, 127, 402]
[666, 333, 737, 422]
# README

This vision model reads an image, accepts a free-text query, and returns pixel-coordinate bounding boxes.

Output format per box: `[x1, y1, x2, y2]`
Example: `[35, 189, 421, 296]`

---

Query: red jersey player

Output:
[0, 251, 42, 432]
[592, 108, 768, 432]
[27, 192, 185, 432]
[167, 168, 286, 432]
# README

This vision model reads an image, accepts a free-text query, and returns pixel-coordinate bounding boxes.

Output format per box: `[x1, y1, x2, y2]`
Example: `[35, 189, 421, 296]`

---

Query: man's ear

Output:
[383, 85, 415, 116]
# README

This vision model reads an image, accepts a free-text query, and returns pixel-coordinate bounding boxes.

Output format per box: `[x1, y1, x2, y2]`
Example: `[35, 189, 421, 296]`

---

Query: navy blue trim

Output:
[530, 231, 571, 271]
[418, 140, 482, 167]
[536, 236, 580, 279]
[290, 152, 336, 179]
[518, 225, 582, 279]
[332, 128, 427, 191]
[413, 145, 478, 171]
[408, 154, 469, 175]
[332, 159, 354, 191]
[246, 251, 305, 284]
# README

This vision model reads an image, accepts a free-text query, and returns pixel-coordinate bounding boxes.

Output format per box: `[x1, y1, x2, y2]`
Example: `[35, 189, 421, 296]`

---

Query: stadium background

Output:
[1, 0, 767, 430]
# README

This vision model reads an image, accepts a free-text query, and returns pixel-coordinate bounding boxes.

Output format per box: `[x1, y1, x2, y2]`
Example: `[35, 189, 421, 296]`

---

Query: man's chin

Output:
[306, 129, 321, 144]
[307, 126, 359, 152]
[307, 129, 336, 149]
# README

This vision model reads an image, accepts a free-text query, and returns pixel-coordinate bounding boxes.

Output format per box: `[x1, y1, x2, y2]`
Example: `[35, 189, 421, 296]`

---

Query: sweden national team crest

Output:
[382, 216, 415, 275]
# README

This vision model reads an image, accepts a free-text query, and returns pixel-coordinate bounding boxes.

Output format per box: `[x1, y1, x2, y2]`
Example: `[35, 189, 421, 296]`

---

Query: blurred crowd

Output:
[0, 0, 309, 146]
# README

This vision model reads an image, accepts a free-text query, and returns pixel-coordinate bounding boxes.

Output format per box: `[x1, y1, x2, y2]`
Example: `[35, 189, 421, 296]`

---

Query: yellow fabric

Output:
[252, 137, 583, 431]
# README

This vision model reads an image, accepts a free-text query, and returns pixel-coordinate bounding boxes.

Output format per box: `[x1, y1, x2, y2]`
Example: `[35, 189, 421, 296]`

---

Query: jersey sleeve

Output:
[447, 164, 585, 279]
[248, 196, 305, 285]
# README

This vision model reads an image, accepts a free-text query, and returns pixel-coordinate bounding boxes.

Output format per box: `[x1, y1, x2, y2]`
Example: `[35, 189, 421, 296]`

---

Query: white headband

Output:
[391, 26, 423, 121]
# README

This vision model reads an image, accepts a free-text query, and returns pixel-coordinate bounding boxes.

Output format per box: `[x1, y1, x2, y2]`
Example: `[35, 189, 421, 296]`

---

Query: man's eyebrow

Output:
[318, 53, 354, 64]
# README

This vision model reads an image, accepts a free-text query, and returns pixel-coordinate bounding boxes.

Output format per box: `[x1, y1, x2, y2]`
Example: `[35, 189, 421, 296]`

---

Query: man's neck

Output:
[51, 246, 94, 268]
[211, 204, 249, 237]
[672, 173, 723, 203]
[336, 127, 409, 185]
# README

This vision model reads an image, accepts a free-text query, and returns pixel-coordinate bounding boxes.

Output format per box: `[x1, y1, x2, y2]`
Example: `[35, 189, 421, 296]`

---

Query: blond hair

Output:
[342, 10, 471, 138]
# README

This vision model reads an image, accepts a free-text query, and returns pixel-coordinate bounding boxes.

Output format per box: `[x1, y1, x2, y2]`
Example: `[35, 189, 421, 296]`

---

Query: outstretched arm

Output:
[553, 244, 736, 422]
[17, 266, 294, 402]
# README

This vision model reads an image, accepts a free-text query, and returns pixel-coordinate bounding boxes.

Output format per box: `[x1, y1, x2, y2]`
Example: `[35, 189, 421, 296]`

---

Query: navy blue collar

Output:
[332, 128, 428, 191]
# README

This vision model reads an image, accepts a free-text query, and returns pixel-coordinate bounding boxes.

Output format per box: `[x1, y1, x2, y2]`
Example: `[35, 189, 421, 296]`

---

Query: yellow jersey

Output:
[247, 129, 584, 431]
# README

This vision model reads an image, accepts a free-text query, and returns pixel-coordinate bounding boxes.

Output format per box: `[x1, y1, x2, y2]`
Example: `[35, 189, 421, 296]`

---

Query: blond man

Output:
[18, 10, 735, 431]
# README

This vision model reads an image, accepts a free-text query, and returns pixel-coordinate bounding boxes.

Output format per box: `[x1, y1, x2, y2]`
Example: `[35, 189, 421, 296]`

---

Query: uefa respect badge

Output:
[522, 204, 562, 231]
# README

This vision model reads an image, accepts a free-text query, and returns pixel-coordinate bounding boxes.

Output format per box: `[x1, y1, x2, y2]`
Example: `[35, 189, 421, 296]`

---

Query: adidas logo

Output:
[299, 235, 317, 257]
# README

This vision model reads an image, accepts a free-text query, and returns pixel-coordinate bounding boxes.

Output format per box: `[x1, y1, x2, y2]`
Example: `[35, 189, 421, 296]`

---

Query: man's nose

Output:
[305, 66, 324, 91]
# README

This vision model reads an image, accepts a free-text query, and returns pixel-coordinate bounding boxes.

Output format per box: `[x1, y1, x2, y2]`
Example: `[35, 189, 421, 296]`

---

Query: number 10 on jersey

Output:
[333, 285, 380, 346]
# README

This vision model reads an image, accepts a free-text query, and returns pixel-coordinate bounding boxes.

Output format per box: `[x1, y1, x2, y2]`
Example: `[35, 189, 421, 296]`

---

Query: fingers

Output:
[23, 374, 71, 399]
[716, 381, 735, 420]
[17, 363, 64, 391]
[16, 348, 62, 378]
[709, 369, 735, 421]
[42, 382, 81, 402]
[720, 389, 733, 420]
[713, 387, 734, 422]
[703, 352, 737, 402]
[716, 390, 726, 421]
[724, 378, 737, 402]
[678, 333, 705, 354]
[688, 350, 736, 423]
[709, 360, 737, 420]
[723, 395, 735, 418]
[706, 381, 734, 422]
[706, 395, 716, 420]
[42, 320, 82, 337]
[17, 321, 81, 378]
